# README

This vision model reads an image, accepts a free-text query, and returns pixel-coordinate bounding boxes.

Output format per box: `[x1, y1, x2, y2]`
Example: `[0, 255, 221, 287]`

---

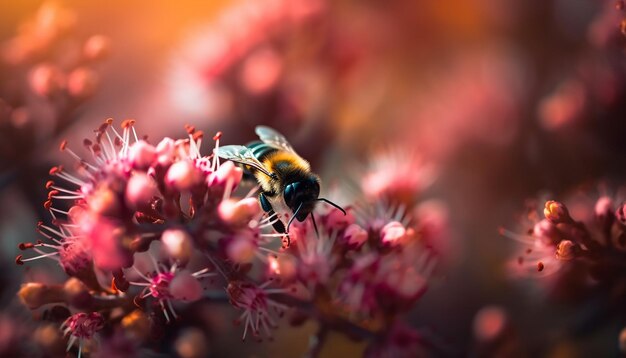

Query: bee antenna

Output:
[310, 212, 319, 238]
[286, 202, 303, 234]
[317, 198, 346, 216]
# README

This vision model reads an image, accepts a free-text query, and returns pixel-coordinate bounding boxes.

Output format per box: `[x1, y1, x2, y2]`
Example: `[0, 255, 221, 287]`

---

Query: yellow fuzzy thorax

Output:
[263, 151, 310, 172]
[255, 151, 311, 192]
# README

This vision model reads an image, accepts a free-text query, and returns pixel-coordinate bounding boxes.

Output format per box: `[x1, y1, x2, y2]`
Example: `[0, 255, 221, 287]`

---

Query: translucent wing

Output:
[214, 145, 273, 177]
[255, 126, 297, 154]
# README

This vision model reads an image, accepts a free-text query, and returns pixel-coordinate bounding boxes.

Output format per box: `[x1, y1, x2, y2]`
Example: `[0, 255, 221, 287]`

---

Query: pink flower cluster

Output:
[15, 119, 448, 356]
[504, 195, 626, 280]
[504, 189, 626, 351]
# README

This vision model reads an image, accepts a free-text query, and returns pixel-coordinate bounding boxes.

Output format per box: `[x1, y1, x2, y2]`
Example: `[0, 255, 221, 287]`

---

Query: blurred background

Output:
[1, 0, 626, 356]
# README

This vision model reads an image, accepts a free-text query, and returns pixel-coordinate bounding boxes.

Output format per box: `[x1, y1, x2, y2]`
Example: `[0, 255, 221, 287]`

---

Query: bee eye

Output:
[284, 184, 295, 205]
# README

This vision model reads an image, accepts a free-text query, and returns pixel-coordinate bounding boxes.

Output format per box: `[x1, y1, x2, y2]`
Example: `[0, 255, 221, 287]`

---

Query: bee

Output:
[215, 126, 345, 245]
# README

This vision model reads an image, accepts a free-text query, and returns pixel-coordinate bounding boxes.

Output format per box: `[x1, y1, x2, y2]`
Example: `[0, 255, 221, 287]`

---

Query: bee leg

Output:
[259, 192, 273, 212]
[271, 214, 289, 247]
[259, 192, 290, 246]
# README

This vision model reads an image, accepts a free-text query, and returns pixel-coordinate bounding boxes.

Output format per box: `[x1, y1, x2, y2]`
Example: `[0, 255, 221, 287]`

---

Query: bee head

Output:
[284, 177, 320, 221]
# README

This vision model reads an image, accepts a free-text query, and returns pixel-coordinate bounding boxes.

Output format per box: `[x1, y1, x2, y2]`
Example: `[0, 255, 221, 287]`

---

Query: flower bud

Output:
[544, 200, 569, 223]
[67, 67, 98, 98]
[170, 270, 202, 302]
[83, 35, 110, 60]
[595, 196, 614, 217]
[380, 221, 406, 246]
[156, 137, 176, 166]
[226, 237, 257, 264]
[208, 161, 242, 189]
[555, 240, 577, 261]
[128, 140, 157, 170]
[63, 277, 92, 309]
[325, 207, 355, 231]
[64, 312, 104, 339]
[125, 172, 158, 209]
[595, 196, 614, 227]
[218, 198, 260, 226]
[161, 229, 193, 263]
[343, 224, 368, 249]
[533, 219, 561, 246]
[166, 160, 202, 191]
[18, 282, 64, 309]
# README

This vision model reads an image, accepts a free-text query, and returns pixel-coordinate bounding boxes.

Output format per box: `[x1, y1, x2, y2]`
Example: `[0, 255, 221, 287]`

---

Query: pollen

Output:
[121, 119, 136, 128]
[18, 243, 34, 250]
[192, 130, 204, 141]
[49, 166, 63, 175]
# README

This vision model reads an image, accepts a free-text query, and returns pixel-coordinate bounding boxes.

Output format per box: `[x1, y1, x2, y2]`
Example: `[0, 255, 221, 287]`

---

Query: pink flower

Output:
[501, 223, 564, 278]
[342, 224, 368, 249]
[218, 198, 260, 227]
[161, 229, 193, 263]
[543, 200, 570, 224]
[82, 215, 133, 271]
[165, 160, 203, 191]
[227, 280, 288, 341]
[504, 194, 620, 282]
[125, 172, 159, 210]
[128, 140, 157, 170]
[295, 230, 337, 288]
[380, 221, 407, 246]
[362, 149, 435, 206]
[128, 249, 214, 323]
[62, 312, 104, 353]
[225, 236, 258, 264]
[338, 242, 435, 316]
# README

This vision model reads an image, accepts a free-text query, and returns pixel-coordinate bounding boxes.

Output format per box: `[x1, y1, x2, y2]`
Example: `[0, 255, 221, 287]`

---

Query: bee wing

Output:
[214, 145, 273, 177]
[255, 126, 297, 154]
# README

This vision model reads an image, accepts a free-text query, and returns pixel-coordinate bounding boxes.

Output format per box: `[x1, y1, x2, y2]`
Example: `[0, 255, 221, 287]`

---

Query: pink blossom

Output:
[227, 281, 288, 341]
